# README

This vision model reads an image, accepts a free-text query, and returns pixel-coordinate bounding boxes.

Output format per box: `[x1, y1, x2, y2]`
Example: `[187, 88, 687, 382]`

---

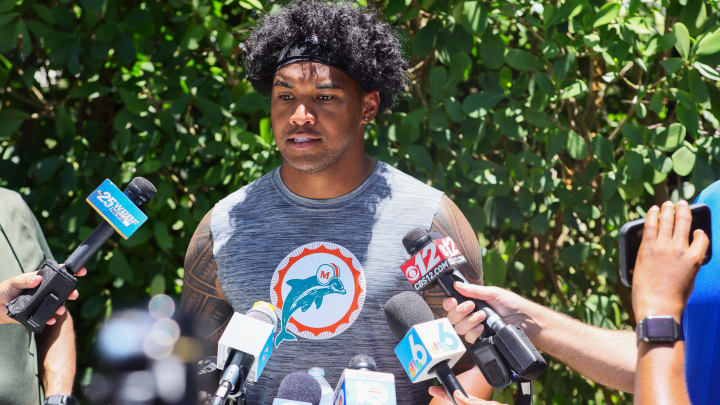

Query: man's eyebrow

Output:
[274, 80, 292, 88]
[317, 82, 342, 89]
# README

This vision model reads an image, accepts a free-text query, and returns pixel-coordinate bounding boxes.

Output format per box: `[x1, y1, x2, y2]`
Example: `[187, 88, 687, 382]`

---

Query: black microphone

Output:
[6, 177, 156, 333]
[401, 229, 546, 386]
[210, 302, 278, 405]
[64, 177, 156, 274]
[273, 371, 322, 405]
[384, 291, 466, 405]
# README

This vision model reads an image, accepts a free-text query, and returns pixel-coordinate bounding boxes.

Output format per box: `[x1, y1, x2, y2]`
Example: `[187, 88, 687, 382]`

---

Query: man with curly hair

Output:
[180, 1, 492, 403]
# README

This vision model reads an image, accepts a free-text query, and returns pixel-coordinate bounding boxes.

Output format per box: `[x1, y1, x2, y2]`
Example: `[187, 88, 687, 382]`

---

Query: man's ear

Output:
[361, 90, 381, 122]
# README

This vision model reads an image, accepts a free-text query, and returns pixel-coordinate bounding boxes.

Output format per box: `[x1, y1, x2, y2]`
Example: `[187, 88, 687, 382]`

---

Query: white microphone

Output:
[384, 292, 467, 405]
[210, 301, 278, 405]
[332, 355, 396, 405]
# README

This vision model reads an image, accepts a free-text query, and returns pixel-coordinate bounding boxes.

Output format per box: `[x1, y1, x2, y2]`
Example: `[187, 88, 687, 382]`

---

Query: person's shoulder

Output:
[377, 161, 443, 195]
[0, 187, 27, 210]
[214, 169, 278, 212]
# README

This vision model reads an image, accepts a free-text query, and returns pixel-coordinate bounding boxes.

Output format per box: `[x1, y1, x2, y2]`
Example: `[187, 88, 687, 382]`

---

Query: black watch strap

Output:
[44, 394, 80, 405]
[636, 315, 684, 344]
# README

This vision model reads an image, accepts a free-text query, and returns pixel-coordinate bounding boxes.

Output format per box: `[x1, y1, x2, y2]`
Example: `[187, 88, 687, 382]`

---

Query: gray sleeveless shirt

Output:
[211, 161, 443, 404]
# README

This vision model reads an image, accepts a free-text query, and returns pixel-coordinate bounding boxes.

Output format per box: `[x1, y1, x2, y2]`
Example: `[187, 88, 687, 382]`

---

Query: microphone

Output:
[210, 301, 278, 405]
[384, 291, 466, 405]
[273, 371, 322, 405]
[400, 229, 546, 386]
[332, 355, 397, 405]
[6, 177, 156, 333]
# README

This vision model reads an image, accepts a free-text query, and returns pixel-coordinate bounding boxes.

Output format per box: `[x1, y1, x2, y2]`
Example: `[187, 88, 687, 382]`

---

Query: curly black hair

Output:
[244, 0, 407, 112]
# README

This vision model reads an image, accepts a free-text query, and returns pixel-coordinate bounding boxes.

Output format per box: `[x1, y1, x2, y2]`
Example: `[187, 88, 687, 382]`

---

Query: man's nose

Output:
[289, 103, 316, 126]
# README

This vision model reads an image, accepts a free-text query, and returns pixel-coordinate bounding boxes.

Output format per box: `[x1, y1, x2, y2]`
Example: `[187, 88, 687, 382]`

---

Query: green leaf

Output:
[153, 222, 173, 250]
[448, 52, 471, 83]
[0, 108, 28, 139]
[55, 106, 75, 139]
[505, 49, 545, 71]
[81, 295, 106, 319]
[149, 274, 166, 295]
[117, 88, 147, 115]
[560, 243, 591, 267]
[462, 91, 504, 118]
[694, 26, 720, 56]
[109, 250, 133, 282]
[673, 22, 690, 59]
[566, 130, 588, 160]
[649, 92, 664, 113]
[428, 66, 447, 98]
[483, 250, 507, 286]
[456, 1, 486, 36]
[592, 3, 621, 28]
[621, 123, 644, 145]
[407, 144, 434, 174]
[645, 33, 676, 56]
[625, 151, 644, 180]
[661, 58, 685, 75]
[412, 19, 439, 58]
[478, 34, 505, 69]
[688, 69, 709, 102]
[181, 25, 205, 51]
[677, 104, 699, 139]
[259, 117, 272, 144]
[560, 80, 587, 100]
[652, 123, 685, 152]
[692, 61, 720, 81]
[672, 146, 696, 176]
[592, 136, 614, 166]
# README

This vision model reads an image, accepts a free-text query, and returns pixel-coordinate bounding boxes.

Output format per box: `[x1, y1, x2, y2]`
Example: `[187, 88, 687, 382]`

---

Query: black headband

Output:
[274, 34, 350, 76]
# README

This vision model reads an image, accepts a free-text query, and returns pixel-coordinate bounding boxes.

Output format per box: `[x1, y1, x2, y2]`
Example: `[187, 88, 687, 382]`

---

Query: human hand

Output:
[443, 282, 536, 344]
[0, 267, 86, 325]
[632, 200, 709, 320]
[429, 385, 506, 405]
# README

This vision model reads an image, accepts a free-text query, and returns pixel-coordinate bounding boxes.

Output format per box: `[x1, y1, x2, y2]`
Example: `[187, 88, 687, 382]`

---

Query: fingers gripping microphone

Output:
[211, 301, 278, 405]
[401, 229, 546, 390]
[6, 177, 156, 333]
[332, 355, 397, 405]
[384, 291, 466, 405]
[273, 371, 322, 405]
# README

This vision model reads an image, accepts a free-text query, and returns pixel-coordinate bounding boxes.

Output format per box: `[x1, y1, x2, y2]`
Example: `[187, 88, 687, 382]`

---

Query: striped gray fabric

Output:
[212, 161, 443, 404]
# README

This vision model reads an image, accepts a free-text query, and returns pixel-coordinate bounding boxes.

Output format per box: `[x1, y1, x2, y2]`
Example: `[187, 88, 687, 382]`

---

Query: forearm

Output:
[37, 311, 76, 396]
[634, 342, 688, 405]
[520, 300, 636, 393]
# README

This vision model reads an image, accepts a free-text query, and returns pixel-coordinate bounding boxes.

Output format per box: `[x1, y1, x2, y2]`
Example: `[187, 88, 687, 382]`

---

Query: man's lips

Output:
[286, 133, 321, 147]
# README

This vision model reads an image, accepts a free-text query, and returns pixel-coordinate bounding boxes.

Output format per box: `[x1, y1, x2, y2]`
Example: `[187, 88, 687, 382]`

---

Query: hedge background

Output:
[1, 0, 719, 403]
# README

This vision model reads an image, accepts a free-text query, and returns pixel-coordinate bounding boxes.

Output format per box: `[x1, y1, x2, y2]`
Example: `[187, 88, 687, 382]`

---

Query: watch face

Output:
[646, 317, 676, 337]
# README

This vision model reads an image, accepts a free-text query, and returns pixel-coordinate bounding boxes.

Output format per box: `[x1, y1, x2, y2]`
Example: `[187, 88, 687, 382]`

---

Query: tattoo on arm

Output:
[424, 194, 484, 318]
[179, 210, 233, 356]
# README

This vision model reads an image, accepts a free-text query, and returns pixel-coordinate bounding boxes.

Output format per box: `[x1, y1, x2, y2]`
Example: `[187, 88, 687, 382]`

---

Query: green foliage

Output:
[1, 0, 719, 403]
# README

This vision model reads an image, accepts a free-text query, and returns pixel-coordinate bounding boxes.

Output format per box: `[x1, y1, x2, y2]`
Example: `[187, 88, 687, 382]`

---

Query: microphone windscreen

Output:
[402, 227, 430, 254]
[384, 291, 435, 340]
[126, 177, 157, 207]
[246, 302, 278, 332]
[348, 354, 377, 371]
[276, 371, 322, 405]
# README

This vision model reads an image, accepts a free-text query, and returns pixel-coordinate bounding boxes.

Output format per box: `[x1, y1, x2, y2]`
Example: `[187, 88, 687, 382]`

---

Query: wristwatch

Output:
[43, 394, 80, 405]
[636, 315, 684, 344]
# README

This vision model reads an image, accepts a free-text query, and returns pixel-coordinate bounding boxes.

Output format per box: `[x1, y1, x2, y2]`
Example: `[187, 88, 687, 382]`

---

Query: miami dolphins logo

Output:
[270, 242, 366, 347]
